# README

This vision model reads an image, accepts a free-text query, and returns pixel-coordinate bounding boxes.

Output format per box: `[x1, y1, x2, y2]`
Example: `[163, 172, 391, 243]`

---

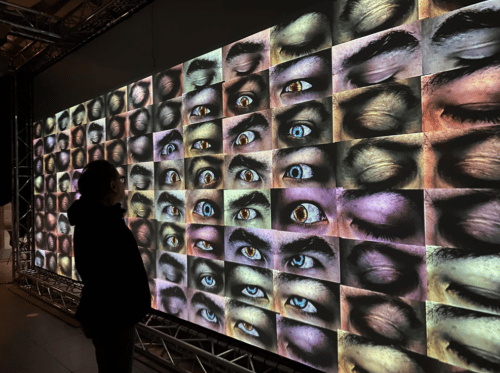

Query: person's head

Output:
[78, 160, 125, 205]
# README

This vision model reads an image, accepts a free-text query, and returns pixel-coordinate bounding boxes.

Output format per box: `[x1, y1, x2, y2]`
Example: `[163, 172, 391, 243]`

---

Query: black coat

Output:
[68, 198, 151, 330]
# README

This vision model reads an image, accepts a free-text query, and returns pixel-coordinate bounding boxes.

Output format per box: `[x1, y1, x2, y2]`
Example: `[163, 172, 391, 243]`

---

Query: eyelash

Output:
[448, 340, 500, 373]
[279, 33, 326, 58]
[446, 283, 500, 314]
[350, 217, 414, 241]
[348, 71, 396, 89]
[355, 157, 418, 189]
[441, 105, 500, 126]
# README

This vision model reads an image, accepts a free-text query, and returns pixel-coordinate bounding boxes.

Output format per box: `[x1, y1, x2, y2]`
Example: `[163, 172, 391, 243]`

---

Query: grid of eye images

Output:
[32, 0, 500, 372]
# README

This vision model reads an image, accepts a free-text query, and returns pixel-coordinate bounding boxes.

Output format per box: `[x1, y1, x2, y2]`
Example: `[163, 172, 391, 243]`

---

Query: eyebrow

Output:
[276, 100, 329, 124]
[191, 292, 223, 315]
[227, 113, 269, 137]
[429, 304, 499, 321]
[430, 190, 500, 211]
[59, 173, 70, 182]
[344, 138, 422, 167]
[187, 58, 217, 75]
[429, 246, 500, 262]
[191, 257, 222, 273]
[226, 42, 264, 62]
[160, 222, 185, 236]
[341, 189, 424, 215]
[229, 191, 270, 210]
[430, 127, 500, 150]
[280, 236, 335, 258]
[425, 65, 500, 90]
[228, 155, 268, 173]
[228, 228, 271, 249]
[272, 51, 329, 76]
[184, 120, 221, 134]
[160, 286, 186, 301]
[158, 252, 184, 270]
[88, 122, 104, 132]
[225, 74, 267, 96]
[431, 8, 500, 44]
[342, 31, 419, 69]
[157, 192, 183, 206]
[131, 193, 153, 205]
[227, 262, 272, 279]
[185, 85, 221, 101]
[273, 10, 329, 33]
[187, 155, 224, 174]
[339, 81, 418, 110]
[157, 130, 183, 148]
[130, 164, 152, 177]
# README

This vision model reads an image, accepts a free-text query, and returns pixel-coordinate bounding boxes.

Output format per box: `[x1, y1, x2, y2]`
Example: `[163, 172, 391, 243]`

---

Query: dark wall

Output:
[34, 0, 324, 119]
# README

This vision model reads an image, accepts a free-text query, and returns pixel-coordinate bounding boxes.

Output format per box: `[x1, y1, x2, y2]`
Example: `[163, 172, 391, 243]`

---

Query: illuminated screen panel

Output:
[33, 1, 500, 372]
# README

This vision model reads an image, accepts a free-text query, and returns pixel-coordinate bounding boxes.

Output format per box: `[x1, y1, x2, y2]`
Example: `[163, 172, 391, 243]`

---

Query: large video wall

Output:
[33, 0, 500, 372]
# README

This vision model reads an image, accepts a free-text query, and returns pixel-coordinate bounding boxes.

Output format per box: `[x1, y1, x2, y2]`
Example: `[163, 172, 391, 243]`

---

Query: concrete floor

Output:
[0, 284, 172, 373]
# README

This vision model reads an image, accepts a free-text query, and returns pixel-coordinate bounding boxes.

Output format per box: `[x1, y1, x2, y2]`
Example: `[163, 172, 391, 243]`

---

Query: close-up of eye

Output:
[107, 88, 126, 116]
[158, 222, 185, 253]
[342, 240, 425, 301]
[188, 256, 224, 295]
[156, 160, 184, 190]
[184, 51, 222, 92]
[129, 107, 153, 136]
[183, 84, 222, 124]
[270, 9, 332, 65]
[55, 151, 70, 172]
[225, 190, 271, 230]
[156, 191, 185, 223]
[335, 78, 422, 140]
[225, 153, 271, 190]
[155, 99, 182, 132]
[154, 66, 182, 102]
[154, 130, 183, 161]
[129, 192, 154, 219]
[129, 134, 154, 163]
[224, 72, 269, 117]
[71, 104, 86, 127]
[332, 25, 422, 93]
[184, 120, 223, 158]
[226, 263, 273, 310]
[343, 291, 423, 354]
[87, 121, 105, 144]
[275, 272, 339, 330]
[186, 155, 223, 189]
[105, 139, 127, 166]
[270, 50, 332, 108]
[338, 133, 423, 190]
[157, 252, 186, 285]
[333, 0, 417, 44]
[289, 202, 326, 224]
[284, 165, 313, 180]
[157, 282, 187, 318]
[189, 291, 225, 332]
[193, 200, 216, 218]
[87, 97, 105, 121]
[187, 224, 224, 259]
[57, 111, 70, 132]
[225, 227, 273, 268]
[87, 144, 105, 162]
[129, 164, 153, 190]
[224, 111, 273, 154]
[106, 115, 127, 140]
[129, 218, 155, 248]
[44, 135, 56, 154]
[128, 79, 152, 110]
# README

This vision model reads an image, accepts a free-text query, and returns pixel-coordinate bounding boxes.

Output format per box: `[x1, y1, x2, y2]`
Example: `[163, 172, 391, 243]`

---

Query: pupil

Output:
[199, 106, 208, 115]
[172, 207, 179, 215]
[294, 205, 307, 222]
[239, 97, 250, 107]
[171, 236, 178, 245]
[204, 172, 213, 184]
[244, 170, 253, 182]
[292, 126, 303, 137]
[201, 140, 209, 149]
[290, 81, 302, 92]
[245, 247, 255, 257]
[291, 166, 301, 178]
[240, 209, 250, 219]
[244, 323, 253, 331]
[203, 204, 212, 216]
[239, 134, 248, 145]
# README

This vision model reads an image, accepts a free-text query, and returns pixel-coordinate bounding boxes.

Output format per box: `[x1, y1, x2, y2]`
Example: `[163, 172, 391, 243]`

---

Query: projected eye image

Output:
[154, 65, 183, 103]
[33, 4, 500, 371]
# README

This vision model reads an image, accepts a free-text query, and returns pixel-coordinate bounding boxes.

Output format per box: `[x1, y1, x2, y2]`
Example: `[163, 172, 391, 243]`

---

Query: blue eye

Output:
[242, 286, 266, 298]
[200, 309, 217, 323]
[161, 143, 177, 155]
[290, 255, 315, 269]
[288, 297, 317, 313]
[191, 105, 211, 116]
[289, 124, 311, 138]
[201, 275, 216, 287]
[194, 201, 215, 217]
[195, 240, 213, 251]
[236, 321, 259, 337]
[285, 164, 314, 180]
[235, 131, 256, 146]
[238, 169, 261, 183]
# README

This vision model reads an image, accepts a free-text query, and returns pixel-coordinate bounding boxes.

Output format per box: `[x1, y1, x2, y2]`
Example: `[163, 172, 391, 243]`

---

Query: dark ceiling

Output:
[0, 0, 152, 75]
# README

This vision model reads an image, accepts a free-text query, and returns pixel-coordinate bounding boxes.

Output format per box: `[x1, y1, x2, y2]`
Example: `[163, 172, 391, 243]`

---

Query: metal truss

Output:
[0, 0, 153, 74]
[11, 72, 34, 282]
[136, 314, 302, 373]
[15, 268, 82, 315]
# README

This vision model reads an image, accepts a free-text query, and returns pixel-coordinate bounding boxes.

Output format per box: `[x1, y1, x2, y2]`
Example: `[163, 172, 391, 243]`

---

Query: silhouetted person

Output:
[68, 160, 150, 373]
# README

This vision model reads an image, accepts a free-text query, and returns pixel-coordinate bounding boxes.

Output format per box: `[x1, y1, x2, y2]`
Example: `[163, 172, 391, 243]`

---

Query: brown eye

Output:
[235, 131, 255, 146]
[200, 140, 210, 149]
[192, 105, 210, 116]
[244, 246, 256, 257]
[204, 172, 214, 184]
[293, 205, 308, 222]
[236, 208, 257, 221]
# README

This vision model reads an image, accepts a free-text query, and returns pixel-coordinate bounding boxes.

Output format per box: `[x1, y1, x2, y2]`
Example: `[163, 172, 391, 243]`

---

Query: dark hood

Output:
[68, 198, 125, 226]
